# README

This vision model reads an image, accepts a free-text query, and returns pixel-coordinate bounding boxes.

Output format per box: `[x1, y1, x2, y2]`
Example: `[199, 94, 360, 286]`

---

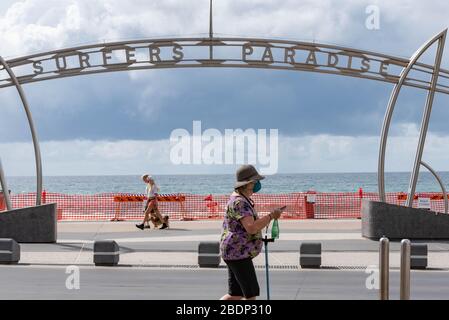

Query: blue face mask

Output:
[253, 181, 262, 193]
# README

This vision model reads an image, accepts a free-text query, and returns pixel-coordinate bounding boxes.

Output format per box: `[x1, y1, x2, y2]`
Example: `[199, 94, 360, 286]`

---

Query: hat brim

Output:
[234, 174, 265, 189]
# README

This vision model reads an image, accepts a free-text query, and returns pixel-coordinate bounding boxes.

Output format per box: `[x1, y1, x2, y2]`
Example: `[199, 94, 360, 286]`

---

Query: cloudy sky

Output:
[1, 0, 449, 176]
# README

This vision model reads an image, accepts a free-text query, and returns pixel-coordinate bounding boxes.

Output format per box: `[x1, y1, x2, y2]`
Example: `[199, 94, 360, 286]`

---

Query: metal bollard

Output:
[0, 238, 20, 264]
[379, 236, 389, 300]
[400, 239, 411, 300]
[198, 241, 221, 268]
[94, 240, 120, 266]
[299, 243, 321, 269]
[410, 243, 427, 269]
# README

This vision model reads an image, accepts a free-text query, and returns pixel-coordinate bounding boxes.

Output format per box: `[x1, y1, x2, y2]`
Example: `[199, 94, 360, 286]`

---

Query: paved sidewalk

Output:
[14, 220, 449, 270]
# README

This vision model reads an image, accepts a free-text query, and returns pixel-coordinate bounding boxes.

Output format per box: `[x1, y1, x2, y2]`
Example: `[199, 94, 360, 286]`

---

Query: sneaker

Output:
[159, 223, 169, 230]
[144, 224, 151, 229]
[135, 223, 144, 230]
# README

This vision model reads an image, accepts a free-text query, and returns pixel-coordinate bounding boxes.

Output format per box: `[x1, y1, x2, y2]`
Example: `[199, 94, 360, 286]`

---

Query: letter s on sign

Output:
[173, 44, 184, 61]
[33, 61, 44, 74]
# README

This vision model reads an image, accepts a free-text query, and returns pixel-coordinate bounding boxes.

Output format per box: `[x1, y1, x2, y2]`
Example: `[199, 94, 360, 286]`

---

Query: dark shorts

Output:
[224, 257, 260, 298]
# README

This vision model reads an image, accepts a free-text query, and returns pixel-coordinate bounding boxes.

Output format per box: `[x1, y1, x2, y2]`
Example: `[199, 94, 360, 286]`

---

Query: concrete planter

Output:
[0, 203, 57, 243]
[362, 199, 449, 240]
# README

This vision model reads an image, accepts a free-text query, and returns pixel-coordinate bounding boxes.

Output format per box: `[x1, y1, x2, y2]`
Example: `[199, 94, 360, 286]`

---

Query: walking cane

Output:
[263, 230, 275, 300]
[263, 212, 281, 300]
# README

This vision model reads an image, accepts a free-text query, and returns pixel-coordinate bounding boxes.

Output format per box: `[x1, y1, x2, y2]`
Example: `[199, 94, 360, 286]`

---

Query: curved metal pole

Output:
[406, 30, 447, 208]
[420, 160, 448, 214]
[0, 157, 13, 210]
[378, 29, 448, 202]
[0, 56, 42, 205]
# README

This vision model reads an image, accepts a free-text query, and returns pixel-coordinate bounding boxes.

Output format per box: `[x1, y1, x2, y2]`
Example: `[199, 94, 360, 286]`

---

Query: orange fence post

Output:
[42, 190, 46, 204]
[358, 188, 363, 219]
[111, 195, 126, 221]
[0, 191, 5, 211]
[305, 190, 316, 219]
[204, 194, 219, 218]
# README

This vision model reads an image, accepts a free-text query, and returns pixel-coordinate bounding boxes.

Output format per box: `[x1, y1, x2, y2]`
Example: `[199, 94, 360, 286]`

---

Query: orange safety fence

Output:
[2, 190, 449, 221]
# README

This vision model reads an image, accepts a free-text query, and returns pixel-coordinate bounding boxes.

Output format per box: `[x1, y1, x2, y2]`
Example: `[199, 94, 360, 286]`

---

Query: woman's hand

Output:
[240, 207, 285, 235]
[270, 208, 283, 220]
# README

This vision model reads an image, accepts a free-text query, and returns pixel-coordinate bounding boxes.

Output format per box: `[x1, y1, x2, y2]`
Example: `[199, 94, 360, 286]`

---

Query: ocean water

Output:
[3, 172, 449, 195]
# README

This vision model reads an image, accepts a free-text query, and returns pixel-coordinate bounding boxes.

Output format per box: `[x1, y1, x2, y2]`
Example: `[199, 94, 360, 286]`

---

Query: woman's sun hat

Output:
[141, 174, 152, 181]
[234, 164, 265, 189]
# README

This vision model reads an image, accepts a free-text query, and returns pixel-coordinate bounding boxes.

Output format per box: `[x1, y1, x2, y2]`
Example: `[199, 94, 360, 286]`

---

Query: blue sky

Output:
[1, 0, 449, 176]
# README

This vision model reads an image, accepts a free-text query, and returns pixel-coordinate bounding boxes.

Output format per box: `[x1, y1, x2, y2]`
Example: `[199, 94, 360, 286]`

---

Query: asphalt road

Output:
[1, 265, 449, 300]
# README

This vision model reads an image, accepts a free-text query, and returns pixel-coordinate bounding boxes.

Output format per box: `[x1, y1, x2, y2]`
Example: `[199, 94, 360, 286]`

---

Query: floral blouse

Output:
[220, 192, 263, 260]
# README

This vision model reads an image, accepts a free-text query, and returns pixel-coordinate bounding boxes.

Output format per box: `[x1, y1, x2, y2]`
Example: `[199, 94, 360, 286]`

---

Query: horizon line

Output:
[6, 171, 449, 178]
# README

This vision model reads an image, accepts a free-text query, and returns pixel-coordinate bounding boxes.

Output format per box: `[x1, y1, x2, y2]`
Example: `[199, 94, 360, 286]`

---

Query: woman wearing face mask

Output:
[220, 165, 283, 300]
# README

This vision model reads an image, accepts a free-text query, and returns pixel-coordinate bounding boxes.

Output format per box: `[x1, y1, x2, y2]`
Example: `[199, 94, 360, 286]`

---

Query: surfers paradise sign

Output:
[1, 37, 449, 95]
[0, 29, 448, 212]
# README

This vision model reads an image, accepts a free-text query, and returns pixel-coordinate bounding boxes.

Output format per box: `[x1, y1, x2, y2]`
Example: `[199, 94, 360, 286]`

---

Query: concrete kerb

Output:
[0, 238, 20, 264]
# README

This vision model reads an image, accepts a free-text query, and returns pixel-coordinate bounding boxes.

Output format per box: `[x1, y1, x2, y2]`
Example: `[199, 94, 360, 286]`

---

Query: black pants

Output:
[224, 257, 260, 298]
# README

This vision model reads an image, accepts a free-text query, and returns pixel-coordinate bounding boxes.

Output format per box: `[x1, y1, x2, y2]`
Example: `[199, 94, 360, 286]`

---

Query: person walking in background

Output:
[220, 165, 283, 300]
[136, 174, 169, 230]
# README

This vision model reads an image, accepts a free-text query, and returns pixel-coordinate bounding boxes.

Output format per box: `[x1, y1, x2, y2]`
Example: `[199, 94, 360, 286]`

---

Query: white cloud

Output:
[279, 124, 449, 173]
[1, 0, 448, 59]
[1, 127, 449, 176]
[0, 139, 172, 176]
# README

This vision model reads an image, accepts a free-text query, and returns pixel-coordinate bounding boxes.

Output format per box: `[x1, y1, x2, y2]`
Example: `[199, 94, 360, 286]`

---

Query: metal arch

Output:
[0, 56, 43, 206]
[1, 37, 449, 93]
[420, 160, 448, 214]
[0, 157, 13, 210]
[377, 29, 447, 203]
[406, 30, 447, 207]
